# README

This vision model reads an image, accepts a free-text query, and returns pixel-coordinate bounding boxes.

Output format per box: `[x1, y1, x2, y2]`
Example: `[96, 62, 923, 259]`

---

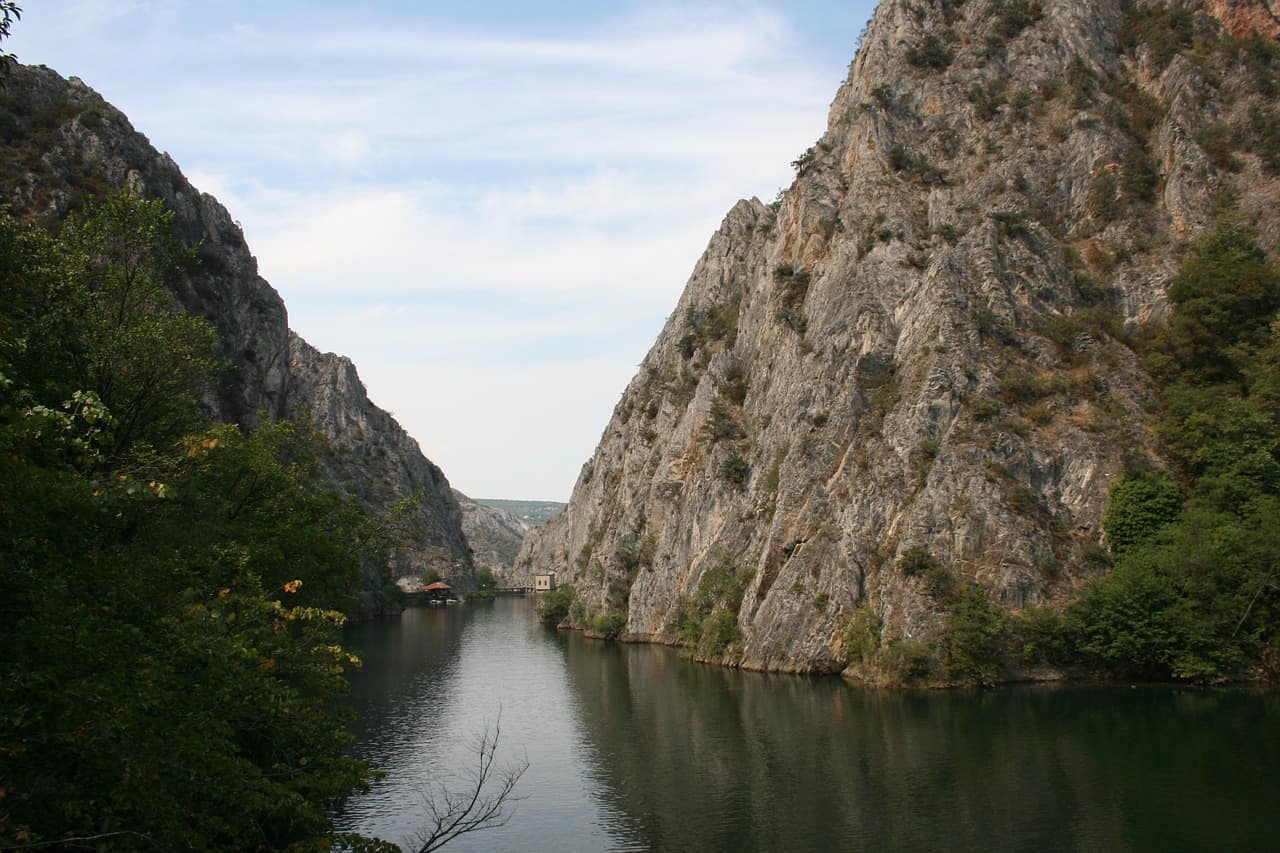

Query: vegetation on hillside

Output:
[538, 583, 577, 624]
[846, 219, 1280, 686]
[668, 553, 752, 658]
[1068, 219, 1280, 680]
[473, 498, 565, 525]
[0, 193, 395, 849]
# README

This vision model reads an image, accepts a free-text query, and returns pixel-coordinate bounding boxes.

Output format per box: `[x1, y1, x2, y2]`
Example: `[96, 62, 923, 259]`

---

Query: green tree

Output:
[1158, 220, 1280, 386]
[538, 584, 576, 624]
[1071, 502, 1278, 679]
[0, 194, 382, 848]
[941, 585, 1007, 684]
[0, 2, 20, 81]
[1076, 219, 1280, 681]
[2, 194, 216, 464]
[667, 552, 751, 656]
[1102, 470, 1182, 558]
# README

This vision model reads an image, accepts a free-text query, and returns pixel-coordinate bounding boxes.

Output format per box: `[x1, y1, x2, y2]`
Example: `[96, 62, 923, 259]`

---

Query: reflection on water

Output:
[337, 598, 618, 851]
[336, 598, 1280, 852]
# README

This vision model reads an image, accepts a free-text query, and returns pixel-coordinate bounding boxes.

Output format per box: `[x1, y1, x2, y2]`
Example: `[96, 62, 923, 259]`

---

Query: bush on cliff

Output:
[538, 584, 576, 624]
[667, 552, 750, 658]
[1074, 220, 1280, 681]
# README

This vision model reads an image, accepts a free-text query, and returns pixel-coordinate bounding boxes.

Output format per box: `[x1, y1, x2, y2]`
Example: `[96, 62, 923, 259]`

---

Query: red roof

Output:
[422, 581, 452, 591]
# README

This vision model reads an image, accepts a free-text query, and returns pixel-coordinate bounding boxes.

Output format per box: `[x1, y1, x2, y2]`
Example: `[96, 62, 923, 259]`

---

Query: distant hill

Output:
[474, 499, 566, 526]
[452, 495, 565, 581]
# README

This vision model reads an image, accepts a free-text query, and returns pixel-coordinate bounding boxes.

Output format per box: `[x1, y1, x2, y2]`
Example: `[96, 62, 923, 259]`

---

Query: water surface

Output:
[336, 597, 1280, 851]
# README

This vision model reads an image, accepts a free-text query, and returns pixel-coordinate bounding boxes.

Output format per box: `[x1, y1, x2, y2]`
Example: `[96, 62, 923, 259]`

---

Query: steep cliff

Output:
[0, 64, 474, 599]
[287, 334, 473, 597]
[1, 66, 288, 428]
[516, 0, 1280, 674]
[454, 491, 531, 581]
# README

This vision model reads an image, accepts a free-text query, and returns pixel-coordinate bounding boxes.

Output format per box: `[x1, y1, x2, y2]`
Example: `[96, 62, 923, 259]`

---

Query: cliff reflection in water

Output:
[337, 598, 1280, 852]
[559, 629, 1279, 852]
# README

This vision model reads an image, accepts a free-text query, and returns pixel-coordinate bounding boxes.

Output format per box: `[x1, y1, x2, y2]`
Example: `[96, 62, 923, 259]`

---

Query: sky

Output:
[8, 0, 877, 501]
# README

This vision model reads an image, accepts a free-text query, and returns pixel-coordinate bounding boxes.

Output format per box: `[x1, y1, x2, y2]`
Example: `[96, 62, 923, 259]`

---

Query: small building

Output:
[533, 573, 556, 592]
[419, 580, 453, 603]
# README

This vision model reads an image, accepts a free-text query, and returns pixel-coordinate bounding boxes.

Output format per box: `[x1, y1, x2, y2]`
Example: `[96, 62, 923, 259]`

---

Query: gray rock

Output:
[287, 334, 473, 598]
[0, 64, 474, 607]
[516, 0, 1280, 673]
[453, 491, 530, 581]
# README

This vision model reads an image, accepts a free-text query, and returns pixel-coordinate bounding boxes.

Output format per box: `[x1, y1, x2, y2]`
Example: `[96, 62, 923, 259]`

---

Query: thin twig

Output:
[2, 830, 161, 851]
[410, 708, 529, 853]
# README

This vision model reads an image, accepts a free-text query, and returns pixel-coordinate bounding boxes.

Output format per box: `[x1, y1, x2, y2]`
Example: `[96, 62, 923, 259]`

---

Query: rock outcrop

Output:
[1, 67, 289, 428]
[515, 0, 1280, 673]
[453, 491, 531, 581]
[0, 64, 474, 600]
[1206, 0, 1280, 38]
[287, 334, 472, 598]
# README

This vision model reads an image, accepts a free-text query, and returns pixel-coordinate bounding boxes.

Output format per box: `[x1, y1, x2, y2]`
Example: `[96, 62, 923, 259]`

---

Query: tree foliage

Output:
[537, 584, 576, 624]
[1156, 221, 1280, 387]
[1102, 469, 1182, 559]
[1072, 220, 1280, 681]
[941, 585, 1007, 684]
[2, 194, 217, 465]
[0, 193, 387, 848]
[0, 2, 19, 81]
[668, 552, 750, 657]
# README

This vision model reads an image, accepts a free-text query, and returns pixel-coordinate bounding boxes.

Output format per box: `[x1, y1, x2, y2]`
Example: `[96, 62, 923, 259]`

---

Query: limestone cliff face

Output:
[0, 64, 474, 599]
[453, 491, 530, 580]
[1, 66, 288, 428]
[1206, 0, 1280, 38]
[287, 334, 473, 596]
[516, 0, 1280, 673]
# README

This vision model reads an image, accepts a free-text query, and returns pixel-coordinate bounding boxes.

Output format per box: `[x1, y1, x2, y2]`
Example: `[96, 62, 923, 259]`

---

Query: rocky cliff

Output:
[515, 0, 1280, 673]
[0, 64, 474, 600]
[287, 334, 472, 597]
[453, 491, 531, 581]
[1207, 0, 1280, 37]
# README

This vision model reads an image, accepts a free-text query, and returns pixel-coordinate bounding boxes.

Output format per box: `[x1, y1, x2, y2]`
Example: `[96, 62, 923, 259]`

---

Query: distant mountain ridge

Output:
[474, 499, 566, 526]
[453, 495, 565, 581]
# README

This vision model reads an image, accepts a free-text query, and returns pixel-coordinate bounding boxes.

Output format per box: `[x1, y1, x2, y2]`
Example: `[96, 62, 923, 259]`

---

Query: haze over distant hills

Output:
[474, 499, 567, 526]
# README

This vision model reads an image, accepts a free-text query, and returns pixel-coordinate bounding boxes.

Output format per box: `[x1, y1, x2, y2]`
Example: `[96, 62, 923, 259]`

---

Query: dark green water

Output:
[335, 597, 1280, 852]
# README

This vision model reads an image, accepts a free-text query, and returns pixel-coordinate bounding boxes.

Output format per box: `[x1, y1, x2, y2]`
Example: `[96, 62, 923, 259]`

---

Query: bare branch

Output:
[410, 709, 529, 853]
[2, 830, 161, 850]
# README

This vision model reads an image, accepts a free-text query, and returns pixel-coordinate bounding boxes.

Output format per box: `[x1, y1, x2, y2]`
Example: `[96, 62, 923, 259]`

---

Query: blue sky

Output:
[10, 0, 877, 500]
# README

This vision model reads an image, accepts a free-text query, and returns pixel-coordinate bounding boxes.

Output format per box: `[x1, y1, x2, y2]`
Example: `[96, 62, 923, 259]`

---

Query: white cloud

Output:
[65, 0, 152, 30]
[184, 168, 235, 205]
[294, 300, 638, 364]
[11, 1, 855, 498]
[230, 176, 740, 303]
[330, 130, 371, 167]
[221, 6, 793, 79]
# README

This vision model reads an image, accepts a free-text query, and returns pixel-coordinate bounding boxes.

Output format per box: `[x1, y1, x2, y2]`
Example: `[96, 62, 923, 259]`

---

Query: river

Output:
[335, 596, 1279, 852]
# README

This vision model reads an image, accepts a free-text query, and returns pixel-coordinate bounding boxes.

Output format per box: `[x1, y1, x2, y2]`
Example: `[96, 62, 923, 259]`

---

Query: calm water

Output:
[335, 597, 1280, 852]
